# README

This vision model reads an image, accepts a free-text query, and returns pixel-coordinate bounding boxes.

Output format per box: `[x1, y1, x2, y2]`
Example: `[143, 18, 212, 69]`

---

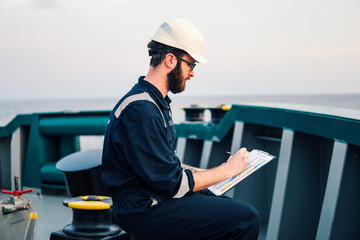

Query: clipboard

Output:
[208, 149, 275, 196]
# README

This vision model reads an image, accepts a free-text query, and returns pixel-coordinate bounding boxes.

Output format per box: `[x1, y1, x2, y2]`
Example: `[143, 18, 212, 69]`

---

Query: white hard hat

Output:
[151, 19, 207, 64]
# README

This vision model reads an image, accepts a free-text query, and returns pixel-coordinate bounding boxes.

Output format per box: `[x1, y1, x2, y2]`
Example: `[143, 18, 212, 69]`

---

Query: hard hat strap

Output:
[148, 46, 175, 57]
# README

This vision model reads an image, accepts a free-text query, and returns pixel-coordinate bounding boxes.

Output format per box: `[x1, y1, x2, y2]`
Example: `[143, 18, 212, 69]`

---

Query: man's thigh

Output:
[117, 191, 259, 240]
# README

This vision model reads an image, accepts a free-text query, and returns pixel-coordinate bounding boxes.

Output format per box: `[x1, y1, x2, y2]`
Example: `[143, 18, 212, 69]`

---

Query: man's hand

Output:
[223, 148, 249, 178]
[192, 147, 250, 192]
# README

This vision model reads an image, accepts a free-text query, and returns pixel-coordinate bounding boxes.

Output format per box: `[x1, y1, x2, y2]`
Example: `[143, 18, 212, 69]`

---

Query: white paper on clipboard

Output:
[208, 149, 275, 196]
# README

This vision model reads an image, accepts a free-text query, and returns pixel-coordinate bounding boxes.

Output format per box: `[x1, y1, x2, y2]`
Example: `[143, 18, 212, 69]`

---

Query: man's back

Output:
[102, 77, 194, 215]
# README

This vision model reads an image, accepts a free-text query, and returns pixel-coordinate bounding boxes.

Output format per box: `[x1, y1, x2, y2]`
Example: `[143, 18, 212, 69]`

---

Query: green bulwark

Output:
[0, 111, 110, 191]
[1, 103, 360, 239]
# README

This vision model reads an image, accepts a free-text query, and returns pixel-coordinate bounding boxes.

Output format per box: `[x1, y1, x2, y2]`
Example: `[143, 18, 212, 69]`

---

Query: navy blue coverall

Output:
[102, 77, 260, 240]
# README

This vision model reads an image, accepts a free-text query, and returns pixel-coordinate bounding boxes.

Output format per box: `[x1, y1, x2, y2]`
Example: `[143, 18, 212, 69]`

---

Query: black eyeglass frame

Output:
[174, 55, 196, 71]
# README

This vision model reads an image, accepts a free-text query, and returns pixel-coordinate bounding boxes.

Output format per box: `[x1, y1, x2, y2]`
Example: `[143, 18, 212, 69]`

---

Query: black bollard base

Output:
[50, 230, 129, 240]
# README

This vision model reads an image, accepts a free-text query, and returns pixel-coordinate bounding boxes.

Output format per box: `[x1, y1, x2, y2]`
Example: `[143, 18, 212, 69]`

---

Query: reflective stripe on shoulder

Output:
[114, 92, 166, 127]
[173, 169, 190, 198]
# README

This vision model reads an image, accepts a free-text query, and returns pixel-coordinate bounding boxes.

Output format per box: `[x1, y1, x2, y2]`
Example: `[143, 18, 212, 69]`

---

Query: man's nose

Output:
[189, 69, 195, 78]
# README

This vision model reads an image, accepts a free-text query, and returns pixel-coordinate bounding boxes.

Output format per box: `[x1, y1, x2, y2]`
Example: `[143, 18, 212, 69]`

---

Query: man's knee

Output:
[247, 204, 260, 225]
[230, 203, 260, 239]
[248, 205, 260, 231]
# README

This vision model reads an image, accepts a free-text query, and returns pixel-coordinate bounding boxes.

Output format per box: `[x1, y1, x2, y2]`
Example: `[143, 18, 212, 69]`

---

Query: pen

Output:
[226, 151, 235, 156]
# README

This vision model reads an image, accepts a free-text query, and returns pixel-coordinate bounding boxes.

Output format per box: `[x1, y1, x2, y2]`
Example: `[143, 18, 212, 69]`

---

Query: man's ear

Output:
[164, 53, 177, 70]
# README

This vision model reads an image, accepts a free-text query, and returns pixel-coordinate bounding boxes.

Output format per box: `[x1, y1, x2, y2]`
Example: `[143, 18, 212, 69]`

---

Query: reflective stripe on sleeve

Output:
[173, 169, 190, 198]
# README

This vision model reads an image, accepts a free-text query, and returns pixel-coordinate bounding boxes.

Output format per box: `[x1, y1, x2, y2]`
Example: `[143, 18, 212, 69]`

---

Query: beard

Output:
[167, 61, 186, 94]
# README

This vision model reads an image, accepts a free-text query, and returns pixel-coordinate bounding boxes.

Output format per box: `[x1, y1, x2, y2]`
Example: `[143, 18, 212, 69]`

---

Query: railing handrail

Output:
[174, 103, 360, 145]
[0, 110, 111, 138]
[0, 114, 32, 138]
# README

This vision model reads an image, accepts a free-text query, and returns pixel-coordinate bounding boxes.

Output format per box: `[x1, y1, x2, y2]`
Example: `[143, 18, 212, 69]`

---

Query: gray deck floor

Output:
[1, 191, 72, 240]
[31, 192, 72, 240]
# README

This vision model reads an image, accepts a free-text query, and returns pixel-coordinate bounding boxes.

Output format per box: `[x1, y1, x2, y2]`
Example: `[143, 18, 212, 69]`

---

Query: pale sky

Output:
[1, 0, 359, 100]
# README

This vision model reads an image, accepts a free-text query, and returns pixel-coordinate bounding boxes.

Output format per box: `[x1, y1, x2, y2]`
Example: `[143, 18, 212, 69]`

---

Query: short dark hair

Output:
[147, 40, 187, 67]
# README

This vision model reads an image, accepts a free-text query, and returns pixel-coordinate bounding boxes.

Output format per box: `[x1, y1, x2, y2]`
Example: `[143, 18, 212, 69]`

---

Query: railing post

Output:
[10, 128, 23, 190]
[230, 121, 244, 153]
[266, 128, 294, 240]
[175, 137, 187, 163]
[199, 140, 213, 169]
[226, 121, 245, 198]
[315, 140, 348, 240]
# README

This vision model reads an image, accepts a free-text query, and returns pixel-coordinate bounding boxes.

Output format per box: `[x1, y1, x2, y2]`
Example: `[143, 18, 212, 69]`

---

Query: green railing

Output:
[0, 111, 110, 191]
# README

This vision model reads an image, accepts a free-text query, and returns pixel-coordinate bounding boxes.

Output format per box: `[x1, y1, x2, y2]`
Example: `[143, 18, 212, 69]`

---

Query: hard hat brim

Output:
[191, 53, 207, 64]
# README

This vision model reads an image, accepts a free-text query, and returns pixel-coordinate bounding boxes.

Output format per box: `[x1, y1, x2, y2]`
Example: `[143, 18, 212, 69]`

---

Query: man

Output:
[102, 19, 259, 240]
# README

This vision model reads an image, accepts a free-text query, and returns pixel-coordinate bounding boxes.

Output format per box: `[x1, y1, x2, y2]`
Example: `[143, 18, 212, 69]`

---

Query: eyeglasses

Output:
[174, 55, 196, 71]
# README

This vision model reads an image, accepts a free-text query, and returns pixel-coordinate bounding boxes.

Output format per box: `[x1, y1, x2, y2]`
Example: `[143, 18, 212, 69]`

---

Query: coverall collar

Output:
[138, 76, 172, 109]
